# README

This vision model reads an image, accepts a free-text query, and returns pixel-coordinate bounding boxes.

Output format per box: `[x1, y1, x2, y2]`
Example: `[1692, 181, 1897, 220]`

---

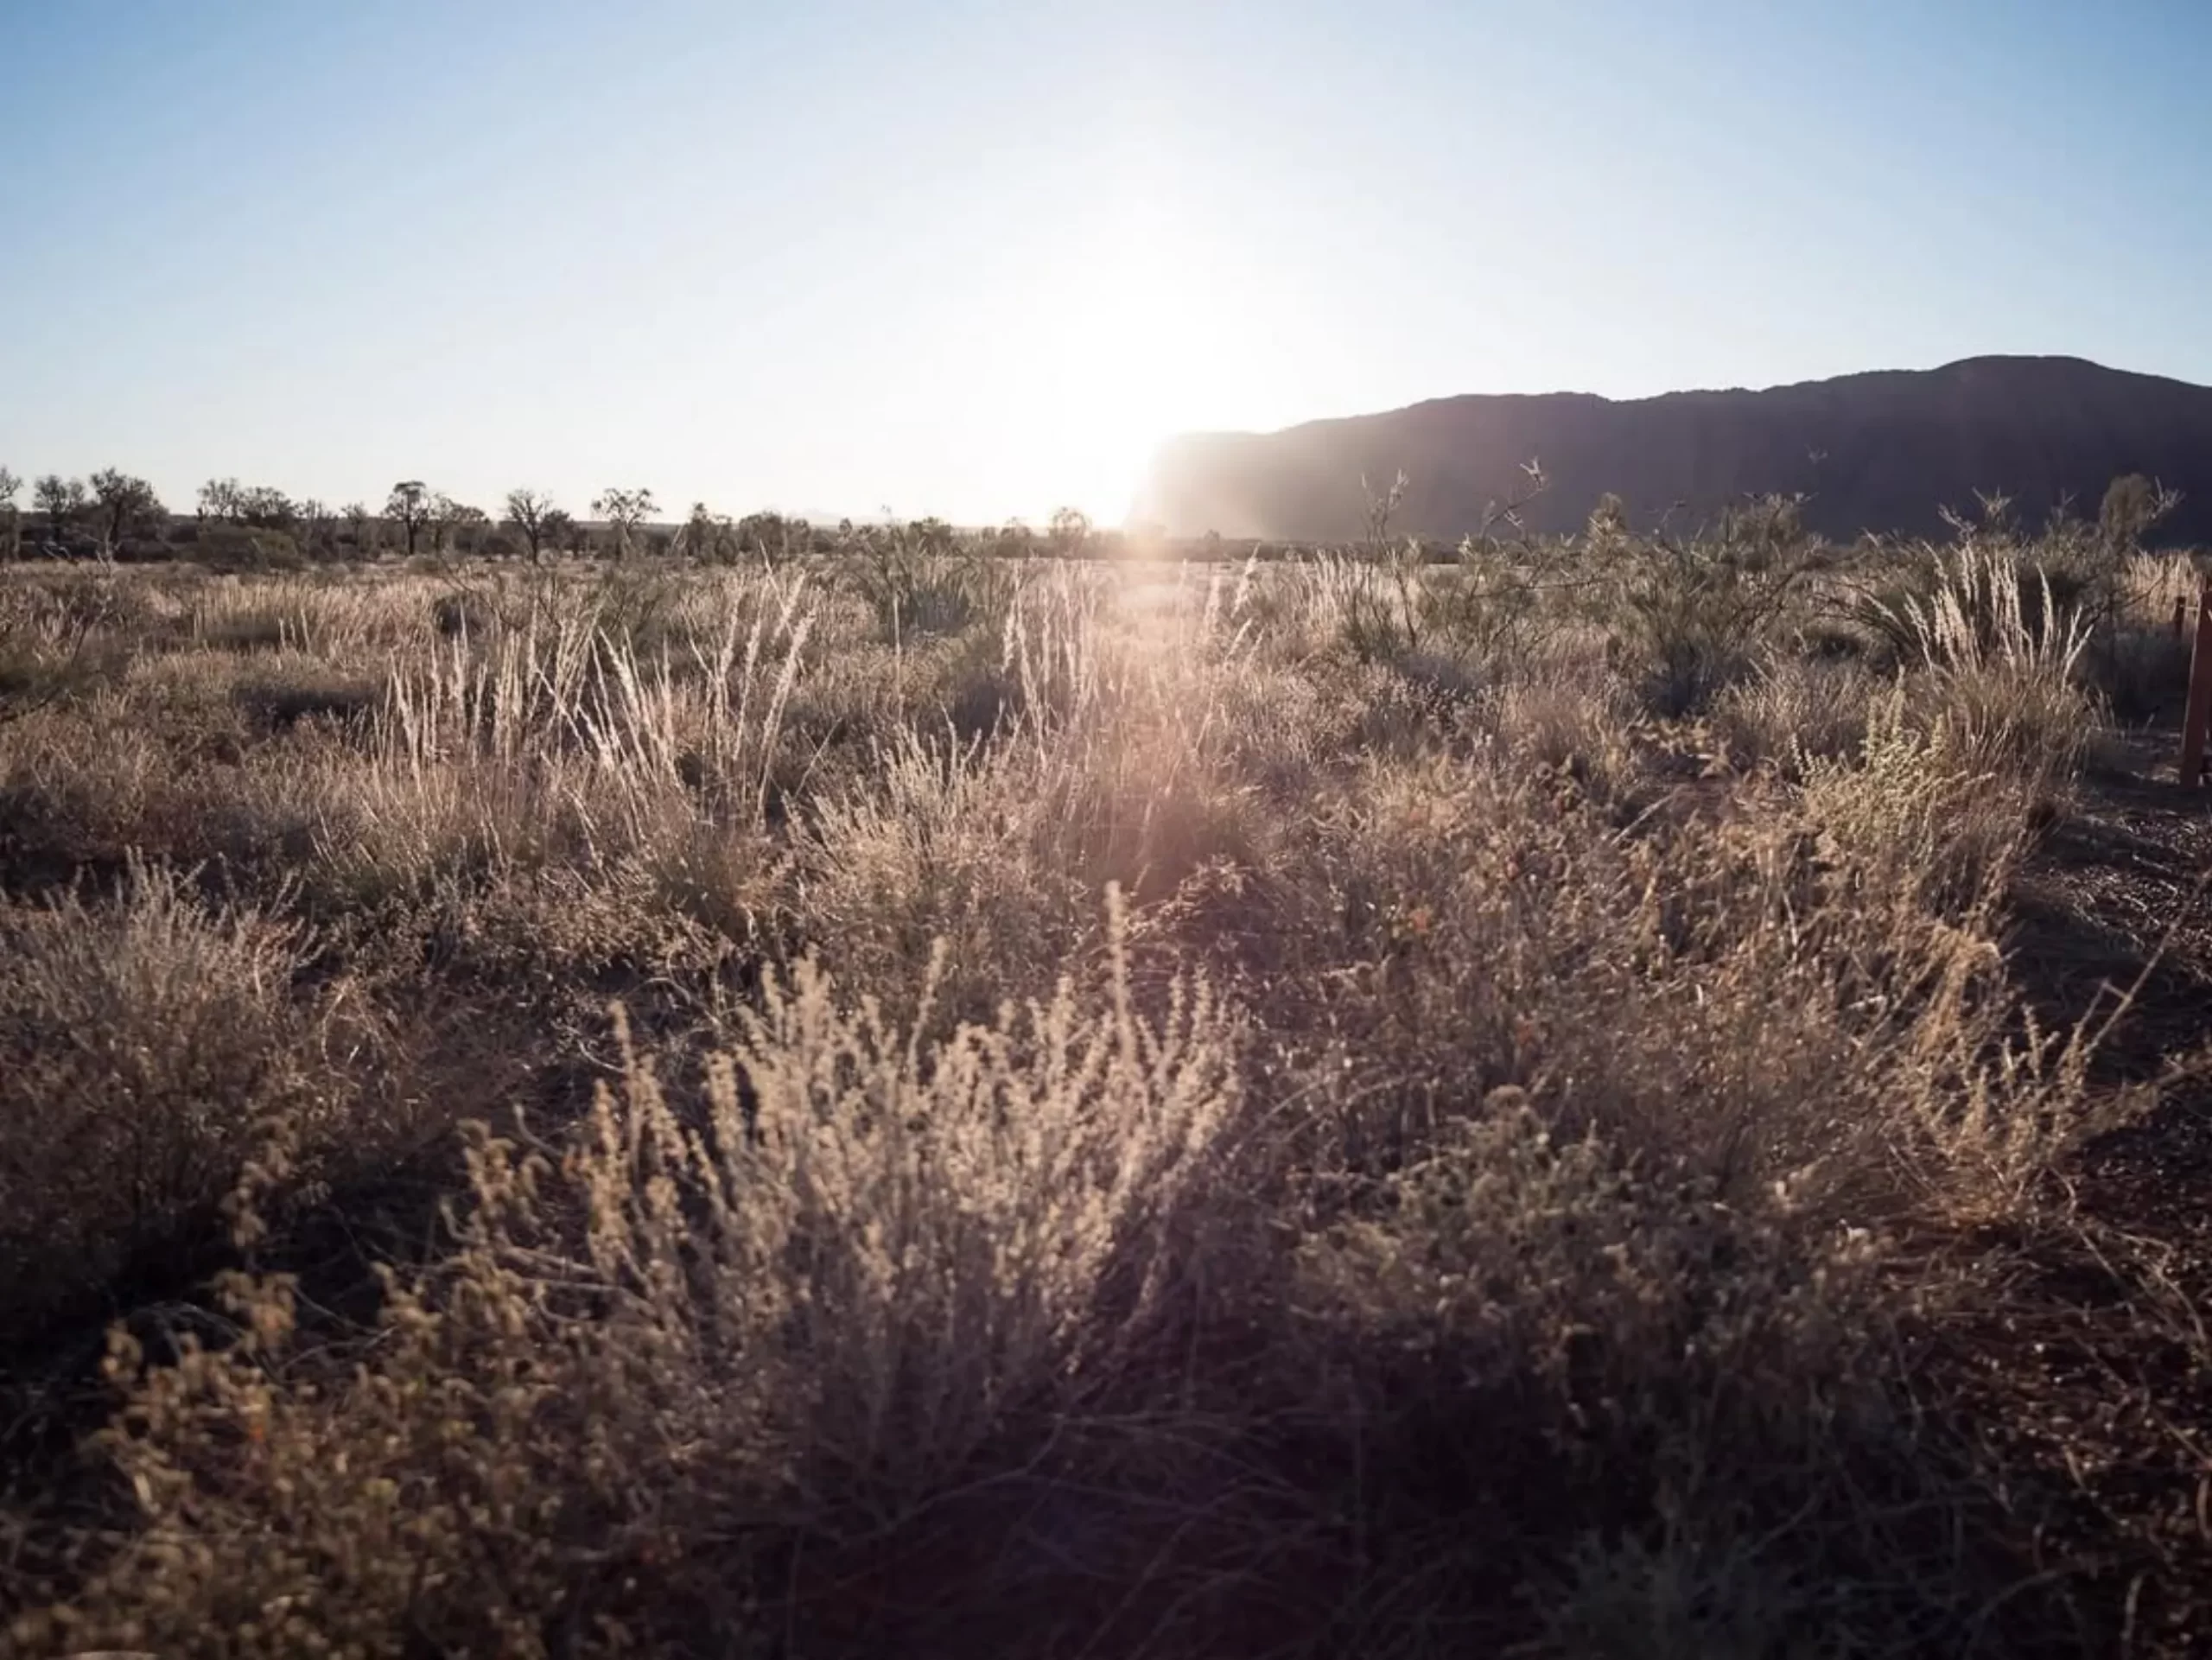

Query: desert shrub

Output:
[288, 587, 817, 920]
[1293, 1093, 1931, 1650]
[728, 510, 818, 564]
[429, 586, 493, 639]
[0, 579, 126, 722]
[1600, 519, 1813, 718]
[1872, 545, 2094, 795]
[1314, 544, 1430, 664]
[2069, 552, 2202, 722]
[2119, 549, 2201, 630]
[1039, 713, 1270, 911]
[231, 665, 382, 733]
[1293, 542, 1545, 671]
[1301, 1093, 1882, 1430]
[0, 860, 382, 1332]
[43, 566, 162, 633]
[851, 535, 1021, 641]
[183, 580, 328, 653]
[571, 559, 699, 655]
[14, 907, 1249, 1657]
[1845, 535, 2077, 665]
[2092, 622, 2195, 725]
[1798, 678, 2024, 913]
[1256, 744, 2099, 1224]
[1473, 653, 1640, 797]
[1424, 542, 1569, 662]
[790, 730, 1088, 1021]
[112, 533, 175, 564]
[192, 525, 303, 574]
[1710, 652, 1877, 770]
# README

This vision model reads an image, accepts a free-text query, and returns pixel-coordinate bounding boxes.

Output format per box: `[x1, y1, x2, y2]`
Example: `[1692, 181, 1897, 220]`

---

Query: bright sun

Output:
[996, 205, 1224, 527]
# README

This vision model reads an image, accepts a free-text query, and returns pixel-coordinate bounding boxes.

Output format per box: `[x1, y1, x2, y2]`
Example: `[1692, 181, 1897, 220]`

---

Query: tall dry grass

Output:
[0, 525, 2158, 1657]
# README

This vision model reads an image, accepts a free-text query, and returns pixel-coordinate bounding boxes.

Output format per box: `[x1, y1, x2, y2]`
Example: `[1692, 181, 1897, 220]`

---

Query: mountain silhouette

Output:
[1136, 356, 2212, 545]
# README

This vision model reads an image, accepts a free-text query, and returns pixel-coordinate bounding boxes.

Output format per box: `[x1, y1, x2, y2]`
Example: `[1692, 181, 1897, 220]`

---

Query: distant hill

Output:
[1135, 356, 2212, 545]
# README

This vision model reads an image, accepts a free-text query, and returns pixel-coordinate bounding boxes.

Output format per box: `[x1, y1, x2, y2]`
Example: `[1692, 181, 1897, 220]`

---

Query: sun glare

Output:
[995, 202, 1226, 527]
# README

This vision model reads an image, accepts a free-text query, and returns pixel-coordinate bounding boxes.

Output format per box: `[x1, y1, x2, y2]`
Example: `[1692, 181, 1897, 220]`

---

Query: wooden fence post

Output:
[2181, 584, 2212, 786]
[2175, 595, 2190, 639]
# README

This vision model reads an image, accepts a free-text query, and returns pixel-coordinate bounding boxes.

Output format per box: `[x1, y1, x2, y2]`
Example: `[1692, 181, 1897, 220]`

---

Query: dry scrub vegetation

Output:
[0, 499, 2203, 1656]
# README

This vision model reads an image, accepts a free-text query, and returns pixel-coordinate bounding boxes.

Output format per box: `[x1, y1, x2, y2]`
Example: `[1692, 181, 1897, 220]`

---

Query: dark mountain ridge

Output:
[1136, 355, 2212, 545]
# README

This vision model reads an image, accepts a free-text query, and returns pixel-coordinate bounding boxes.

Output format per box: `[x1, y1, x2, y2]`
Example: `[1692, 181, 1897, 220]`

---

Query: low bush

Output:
[0, 860, 391, 1334]
[14, 910, 1250, 1657]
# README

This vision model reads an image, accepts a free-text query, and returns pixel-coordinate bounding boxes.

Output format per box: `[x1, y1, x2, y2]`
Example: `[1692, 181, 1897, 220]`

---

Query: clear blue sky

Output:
[4, 0, 2209, 525]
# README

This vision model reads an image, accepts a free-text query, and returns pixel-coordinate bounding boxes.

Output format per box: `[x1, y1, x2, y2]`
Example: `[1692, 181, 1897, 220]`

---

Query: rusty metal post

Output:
[2181, 585, 2212, 786]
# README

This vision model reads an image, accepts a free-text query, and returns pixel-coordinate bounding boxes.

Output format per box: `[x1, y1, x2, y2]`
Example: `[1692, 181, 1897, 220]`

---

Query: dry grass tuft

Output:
[10, 899, 1251, 1657]
[0, 858, 395, 1332]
